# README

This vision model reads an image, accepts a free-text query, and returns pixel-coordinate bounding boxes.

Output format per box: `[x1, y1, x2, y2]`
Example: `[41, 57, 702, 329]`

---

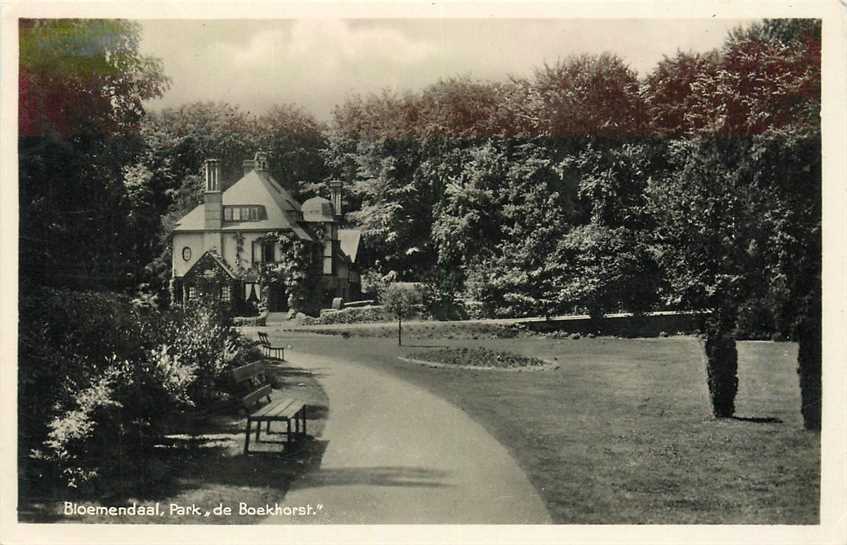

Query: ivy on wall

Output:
[255, 229, 322, 314]
[234, 231, 246, 274]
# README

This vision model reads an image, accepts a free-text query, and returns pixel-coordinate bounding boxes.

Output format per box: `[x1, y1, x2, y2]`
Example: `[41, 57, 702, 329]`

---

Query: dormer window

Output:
[224, 205, 266, 223]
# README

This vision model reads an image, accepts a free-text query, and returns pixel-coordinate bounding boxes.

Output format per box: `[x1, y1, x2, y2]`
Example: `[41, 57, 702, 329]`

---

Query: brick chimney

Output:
[329, 180, 343, 218]
[254, 150, 270, 173]
[203, 158, 223, 250]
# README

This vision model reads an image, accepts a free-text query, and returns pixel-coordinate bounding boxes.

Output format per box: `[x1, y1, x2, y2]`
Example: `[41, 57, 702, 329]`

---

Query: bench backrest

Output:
[257, 332, 271, 347]
[231, 360, 271, 409]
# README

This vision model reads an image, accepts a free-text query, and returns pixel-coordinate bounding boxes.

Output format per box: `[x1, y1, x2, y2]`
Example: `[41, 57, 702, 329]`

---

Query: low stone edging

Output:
[397, 355, 559, 372]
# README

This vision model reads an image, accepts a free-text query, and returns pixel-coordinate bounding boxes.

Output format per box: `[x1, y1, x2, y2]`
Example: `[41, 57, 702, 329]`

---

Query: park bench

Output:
[257, 331, 285, 361]
[231, 361, 306, 455]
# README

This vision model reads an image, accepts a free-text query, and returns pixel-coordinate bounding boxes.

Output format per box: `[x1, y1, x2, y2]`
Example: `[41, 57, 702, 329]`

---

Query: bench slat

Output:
[241, 384, 272, 408]
[251, 398, 296, 418]
[232, 361, 265, 384]
[266, 400, 304, 419]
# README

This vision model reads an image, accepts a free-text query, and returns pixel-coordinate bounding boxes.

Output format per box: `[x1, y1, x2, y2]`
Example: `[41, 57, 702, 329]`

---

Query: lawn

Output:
[279, 329, 820, 524]
[20, 361, 329, 524]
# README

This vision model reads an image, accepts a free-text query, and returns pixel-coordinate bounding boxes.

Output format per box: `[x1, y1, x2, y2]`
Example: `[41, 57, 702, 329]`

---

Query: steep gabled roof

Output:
[183, 250, 237, 282]
[174, 170, 313, 241]
[338, 229, 362, 264]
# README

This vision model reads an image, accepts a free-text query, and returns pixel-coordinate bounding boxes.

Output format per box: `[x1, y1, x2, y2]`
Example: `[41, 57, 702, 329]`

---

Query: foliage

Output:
[412, 347, 548, 369]
[703, 312, 739, 417]
[256, 230, 322, 315]
[528, 53, 645, 139]
[382, 283, 423, 345]
[556, 224, 659, 318]
[303, 306, 390, 325]
[359, 269, 393, 301]
[19, 19, 169, 291]
[19, 287, 247, 491]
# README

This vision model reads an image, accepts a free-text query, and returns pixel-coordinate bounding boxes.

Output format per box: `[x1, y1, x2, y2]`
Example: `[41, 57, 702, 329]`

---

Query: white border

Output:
[2, 2, 845, 544]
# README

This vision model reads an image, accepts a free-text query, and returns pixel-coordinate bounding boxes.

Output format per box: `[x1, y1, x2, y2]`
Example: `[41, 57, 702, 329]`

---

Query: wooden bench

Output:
[231, 361, 306, 455]
[257, 331, 285, 361]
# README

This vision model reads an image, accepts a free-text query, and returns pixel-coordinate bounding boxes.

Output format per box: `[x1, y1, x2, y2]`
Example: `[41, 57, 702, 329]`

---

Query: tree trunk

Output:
[703, 309, 738, 418]
[796, 295, 821, 431]
[398, 314, 402, 346]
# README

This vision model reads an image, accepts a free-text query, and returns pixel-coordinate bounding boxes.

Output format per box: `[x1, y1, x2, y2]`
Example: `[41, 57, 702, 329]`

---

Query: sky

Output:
[139, 18, 753, 122]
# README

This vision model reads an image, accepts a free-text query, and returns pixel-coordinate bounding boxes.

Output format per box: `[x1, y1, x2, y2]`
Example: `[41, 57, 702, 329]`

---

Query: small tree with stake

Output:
[382, 283, 420, 346]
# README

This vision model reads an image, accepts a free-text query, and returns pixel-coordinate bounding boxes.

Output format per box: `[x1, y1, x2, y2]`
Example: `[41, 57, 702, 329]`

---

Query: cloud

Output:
[140, 19, 749, 121]
[214, 20, 436, 76]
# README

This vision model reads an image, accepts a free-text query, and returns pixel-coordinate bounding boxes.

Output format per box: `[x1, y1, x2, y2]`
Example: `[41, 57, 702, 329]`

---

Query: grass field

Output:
[280, 331, 820, 524]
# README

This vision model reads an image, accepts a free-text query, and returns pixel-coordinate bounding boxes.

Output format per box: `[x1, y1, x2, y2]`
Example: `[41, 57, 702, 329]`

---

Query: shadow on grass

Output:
[267, 364, 330, 379]
[402, 344, 449, 349]
[19, 439, 331, 523]
[291, 465, 453, 490]
[20, 360, 331, 523]
[730, 416, 784, 424]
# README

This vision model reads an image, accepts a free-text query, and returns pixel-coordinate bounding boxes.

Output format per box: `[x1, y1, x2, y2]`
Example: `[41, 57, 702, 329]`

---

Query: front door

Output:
[268, 284, 288, 312]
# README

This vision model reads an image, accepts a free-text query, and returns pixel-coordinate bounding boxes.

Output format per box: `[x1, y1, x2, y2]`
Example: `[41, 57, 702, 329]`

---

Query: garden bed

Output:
[402, 347, 554, 371]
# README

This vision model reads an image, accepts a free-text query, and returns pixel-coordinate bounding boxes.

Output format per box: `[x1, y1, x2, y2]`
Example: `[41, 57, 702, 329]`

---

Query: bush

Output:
[158, 299, 239, 405]
[302, 305, 389, 325]
[19, 287, 246, 492]
[735, 297, 778, 340]
[703, 315, 738, 418]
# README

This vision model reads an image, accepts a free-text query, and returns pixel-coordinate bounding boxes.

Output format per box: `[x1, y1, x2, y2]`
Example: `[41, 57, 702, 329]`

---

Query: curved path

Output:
[262, 347, 551, 524]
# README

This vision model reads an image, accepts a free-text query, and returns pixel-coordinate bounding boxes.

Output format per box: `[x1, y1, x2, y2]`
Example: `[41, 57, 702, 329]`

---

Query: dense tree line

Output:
[19, 19, 821, 428]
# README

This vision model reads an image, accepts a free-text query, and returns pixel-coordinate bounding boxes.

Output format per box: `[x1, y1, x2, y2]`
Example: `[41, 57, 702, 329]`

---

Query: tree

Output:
[382, 283, 421, 346]
[19, 19, 169, 290]
[556, 224, 659, 319]
[647, 137, 759, 417]
[642, 50, 721, 138]
[254, 104, 329, 195]
[529, 53, 645, 141]
[746, 128, 821, 430]
[643, 19, 821, 424]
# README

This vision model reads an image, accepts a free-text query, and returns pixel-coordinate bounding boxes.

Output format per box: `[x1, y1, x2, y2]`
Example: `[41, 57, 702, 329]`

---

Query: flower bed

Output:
[409, 347, 550, 370]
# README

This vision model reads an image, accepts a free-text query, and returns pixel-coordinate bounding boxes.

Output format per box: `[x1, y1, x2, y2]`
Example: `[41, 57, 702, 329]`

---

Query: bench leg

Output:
[287, 419, 293, 446]
[244, 418, 252, 454]
[302, 406, 307, 437]
[266, 420, 271, 434]
[255, 420, 261, 442]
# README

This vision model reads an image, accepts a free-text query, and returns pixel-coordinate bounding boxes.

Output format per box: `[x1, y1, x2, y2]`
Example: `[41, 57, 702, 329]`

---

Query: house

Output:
[170, 151, 361, 314]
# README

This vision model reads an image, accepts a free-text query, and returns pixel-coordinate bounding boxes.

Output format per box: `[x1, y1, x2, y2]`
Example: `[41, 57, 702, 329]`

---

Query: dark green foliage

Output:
[735, 296, 779, 340]
[703, 314, 739, 418]
[796, 288, 821, 431]
[19, 287, 248, 492]
[382, 283, 423, 345]
[422, 269, 468, 321]
[304, 306, 390, 325]
[412, 347, 548, 369]
[19, 20, 169, 291]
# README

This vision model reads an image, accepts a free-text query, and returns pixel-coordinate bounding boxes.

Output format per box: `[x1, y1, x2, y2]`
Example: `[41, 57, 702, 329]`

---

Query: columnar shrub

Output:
[796, 293, 821, 430]
[703, 312, 739, 418]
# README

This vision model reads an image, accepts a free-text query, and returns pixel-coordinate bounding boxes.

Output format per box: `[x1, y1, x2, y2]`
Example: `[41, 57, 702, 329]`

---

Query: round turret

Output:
[302, 196, 336, 223]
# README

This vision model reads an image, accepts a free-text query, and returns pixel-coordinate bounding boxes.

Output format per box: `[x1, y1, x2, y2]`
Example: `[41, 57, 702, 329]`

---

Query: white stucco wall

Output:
[176, 229, 343, 277]
[221, 232, 280, 270]
[172, 233, 205, 277]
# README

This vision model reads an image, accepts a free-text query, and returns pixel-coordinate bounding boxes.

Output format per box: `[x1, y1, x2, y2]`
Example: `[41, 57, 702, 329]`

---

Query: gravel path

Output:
[261, 346, 551, 524]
